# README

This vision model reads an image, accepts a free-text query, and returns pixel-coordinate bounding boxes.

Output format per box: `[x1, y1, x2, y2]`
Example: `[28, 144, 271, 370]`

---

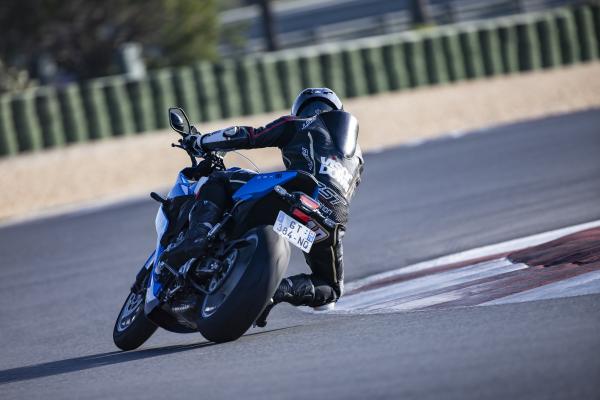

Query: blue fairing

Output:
[168, 171, 199, 198]
[148, 170, 206, 305]
[147, 169, 318, 314]
[232, 171, 298, 202]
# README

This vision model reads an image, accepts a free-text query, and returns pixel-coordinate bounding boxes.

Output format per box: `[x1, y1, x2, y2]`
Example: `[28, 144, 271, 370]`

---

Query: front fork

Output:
[131, 251, 155, 294]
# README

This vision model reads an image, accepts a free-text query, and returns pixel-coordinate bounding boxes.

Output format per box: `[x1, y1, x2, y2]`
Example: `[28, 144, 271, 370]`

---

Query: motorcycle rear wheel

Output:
[197, 226, 290, 343]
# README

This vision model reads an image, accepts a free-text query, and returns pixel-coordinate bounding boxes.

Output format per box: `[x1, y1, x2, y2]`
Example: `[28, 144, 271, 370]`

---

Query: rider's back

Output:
[280, 110, 363, 223]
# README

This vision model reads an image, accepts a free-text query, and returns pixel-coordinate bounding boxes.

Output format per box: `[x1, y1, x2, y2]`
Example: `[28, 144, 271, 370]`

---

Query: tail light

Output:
[298, 194, 320, 211]
[292, 208, 311, 223]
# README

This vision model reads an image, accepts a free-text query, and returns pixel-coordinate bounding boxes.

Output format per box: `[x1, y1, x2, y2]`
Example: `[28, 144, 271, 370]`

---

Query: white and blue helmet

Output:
[291, 88, 343, 118]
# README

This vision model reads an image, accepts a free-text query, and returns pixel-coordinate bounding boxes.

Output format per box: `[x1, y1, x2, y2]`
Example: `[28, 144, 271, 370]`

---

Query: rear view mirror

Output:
[169, 107, 191, 135]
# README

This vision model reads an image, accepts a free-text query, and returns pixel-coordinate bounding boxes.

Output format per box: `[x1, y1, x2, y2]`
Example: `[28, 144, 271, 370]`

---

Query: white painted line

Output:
[345, 219, 600, 293]
[337, 258, 525, 311]
[386, 292, 463, 311]
[301, 220, 600, 315]
[480, 270, 600, 306]
[362, 262, 528, 312]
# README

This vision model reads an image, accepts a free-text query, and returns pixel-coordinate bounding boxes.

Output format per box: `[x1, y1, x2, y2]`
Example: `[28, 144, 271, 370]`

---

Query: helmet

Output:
[291, 88, 343, 118]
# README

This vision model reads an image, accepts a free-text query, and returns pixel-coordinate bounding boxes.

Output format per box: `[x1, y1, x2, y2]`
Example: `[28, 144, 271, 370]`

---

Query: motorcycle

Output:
[113, 107, 337, 350]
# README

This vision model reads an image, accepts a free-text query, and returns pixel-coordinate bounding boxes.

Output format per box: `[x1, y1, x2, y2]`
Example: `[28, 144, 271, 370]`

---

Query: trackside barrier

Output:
[173, 67, 201, 124]
[193, 62, 220, 122]
[498, 23, 520, 73]
[58, 84, 89, 143]
[214, 59, 243, 119]
[104, 77, 135, 136]
[236, 58, 263, 115]
[298, 51, 325, 88]
[257, 55, 286, 113]
[126, 79, 155, 133]
[0, 95, 18, 156]
[11, 91, 43, 152]
[277, 56, 303, 106]
[320, 49, 346, 97]
[381, 42, 411, 90]
[519, 19, 544, 71]
[424, 33, 450, 84]
[461, 28, 486, 79]
[403, 36, 429, 87]
[342, 46, 369, 97]
[574, 6, 599, 60]
[536, 15, 562, 68]
[556, 8, 582, 64]
[1, 3, 599, 157]
[594, 5, 600, 52]
[81, 80, 112, 140]
[441, 29, 467, 81]
[479, 24, 504, 76]
[150, 70, 178, 129]
[35, 86, 66, 148]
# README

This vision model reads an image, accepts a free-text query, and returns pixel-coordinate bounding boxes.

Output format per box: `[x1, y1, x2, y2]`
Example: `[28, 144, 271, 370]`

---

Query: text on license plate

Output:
[273, 211, 316, 253]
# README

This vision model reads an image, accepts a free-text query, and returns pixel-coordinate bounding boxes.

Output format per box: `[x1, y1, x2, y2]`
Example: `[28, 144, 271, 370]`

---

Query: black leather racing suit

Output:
[197, 110, 363, 306]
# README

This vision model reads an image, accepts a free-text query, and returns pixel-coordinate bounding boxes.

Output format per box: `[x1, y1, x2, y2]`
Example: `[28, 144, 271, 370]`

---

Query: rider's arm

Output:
[196, 116, 300, 153]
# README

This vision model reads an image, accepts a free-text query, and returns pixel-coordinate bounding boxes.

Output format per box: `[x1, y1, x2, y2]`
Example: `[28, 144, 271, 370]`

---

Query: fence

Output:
[219, 0, 585, 54]
[0, 3, 599, 157]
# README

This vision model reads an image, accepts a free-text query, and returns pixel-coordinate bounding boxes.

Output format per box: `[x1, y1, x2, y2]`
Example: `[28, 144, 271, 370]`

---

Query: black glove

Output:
[181, 159, 213, 180]
[182, 133, 205, 157]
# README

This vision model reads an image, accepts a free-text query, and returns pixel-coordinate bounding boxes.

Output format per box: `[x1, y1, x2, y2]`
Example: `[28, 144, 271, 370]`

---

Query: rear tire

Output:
[197, 226, 290, 343]
[113, 279, 158, 351]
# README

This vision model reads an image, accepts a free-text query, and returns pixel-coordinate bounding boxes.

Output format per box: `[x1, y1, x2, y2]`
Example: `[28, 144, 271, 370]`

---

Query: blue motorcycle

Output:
[113, 108, 336, 349]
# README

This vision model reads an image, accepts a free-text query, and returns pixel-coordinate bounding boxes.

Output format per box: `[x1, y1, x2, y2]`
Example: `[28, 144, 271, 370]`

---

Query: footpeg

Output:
[254, 299, 275, 328]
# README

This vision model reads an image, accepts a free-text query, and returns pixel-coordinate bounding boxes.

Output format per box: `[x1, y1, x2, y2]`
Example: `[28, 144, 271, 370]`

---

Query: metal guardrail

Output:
[219, 0, 584, 55]
[238, 12, 414, 53]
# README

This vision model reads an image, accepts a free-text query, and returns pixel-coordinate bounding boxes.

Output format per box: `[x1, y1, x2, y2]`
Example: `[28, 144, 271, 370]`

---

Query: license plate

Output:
[273, 211, 316, 253]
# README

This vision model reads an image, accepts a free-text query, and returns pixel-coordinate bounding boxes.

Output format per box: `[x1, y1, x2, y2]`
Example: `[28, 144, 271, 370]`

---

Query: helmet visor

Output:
[297, 100, 334, 118]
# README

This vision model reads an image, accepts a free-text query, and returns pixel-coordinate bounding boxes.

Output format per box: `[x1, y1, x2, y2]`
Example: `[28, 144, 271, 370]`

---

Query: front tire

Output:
[113, 282, 158, 351]
[197, 226, 290, 343]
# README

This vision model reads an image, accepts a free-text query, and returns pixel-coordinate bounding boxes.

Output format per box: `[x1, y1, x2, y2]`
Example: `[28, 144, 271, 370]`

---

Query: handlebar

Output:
[172, 134, 225, 171]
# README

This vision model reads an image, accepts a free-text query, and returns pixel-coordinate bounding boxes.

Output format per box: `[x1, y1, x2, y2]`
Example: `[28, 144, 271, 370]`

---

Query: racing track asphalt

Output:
[1, 109, 599, 399]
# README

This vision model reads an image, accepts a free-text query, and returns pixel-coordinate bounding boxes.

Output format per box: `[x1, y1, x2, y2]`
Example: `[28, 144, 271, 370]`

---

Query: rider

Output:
[161, 88, 364, 324]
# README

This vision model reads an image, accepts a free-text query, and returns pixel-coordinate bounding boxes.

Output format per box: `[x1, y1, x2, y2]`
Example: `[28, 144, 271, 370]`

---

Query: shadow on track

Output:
[0, 327, 292, 385]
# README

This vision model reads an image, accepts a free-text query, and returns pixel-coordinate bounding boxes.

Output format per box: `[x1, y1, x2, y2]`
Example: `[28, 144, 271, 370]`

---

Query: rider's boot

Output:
[273, 274, 316, 305]
[160, 200, 223, 270]
[255, 274, 316, 327]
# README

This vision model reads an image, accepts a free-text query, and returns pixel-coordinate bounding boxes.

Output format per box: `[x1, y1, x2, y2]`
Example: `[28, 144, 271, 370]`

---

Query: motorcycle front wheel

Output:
[113, 274, 157, 351]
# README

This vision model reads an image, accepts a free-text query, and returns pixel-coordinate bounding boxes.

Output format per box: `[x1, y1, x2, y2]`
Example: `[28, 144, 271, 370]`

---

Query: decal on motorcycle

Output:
[317, 181, 347, 206]
[319, 156, 353, 192]
[306, 220, 330, 243]
[318, 202, 333, 217]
